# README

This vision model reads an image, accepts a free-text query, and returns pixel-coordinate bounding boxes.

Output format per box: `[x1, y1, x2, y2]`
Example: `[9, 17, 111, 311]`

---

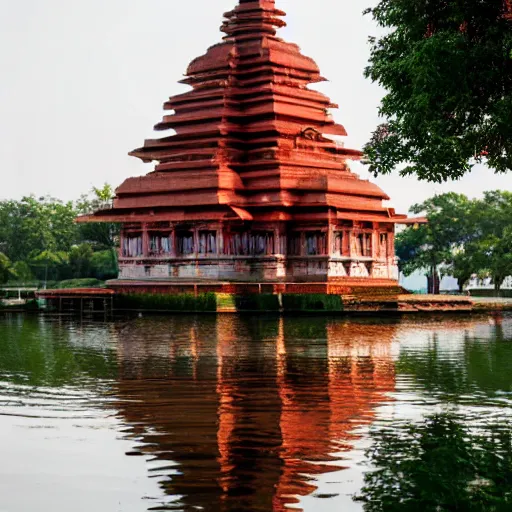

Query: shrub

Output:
[52, 278, 104, 289]
[469, 289, 512, 298]
[282, 294, 343, 312]
[91, 250, 118, 280]
[115, 293, 217, 312]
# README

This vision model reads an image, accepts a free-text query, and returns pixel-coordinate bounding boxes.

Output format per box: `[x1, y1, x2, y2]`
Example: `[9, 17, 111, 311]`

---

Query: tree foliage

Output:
[76, 184, 118, 248]
[470, 191, 512, 290]
[357, 413, 512, 511]
[397, 193, 475, 292]
[0, 197, 77, 262]
[398, 190, 512, 292]
[364, 0, 512, 181]
[69, 244, 94, 279]
[0, 186, 119, 285]
[0, 253, 13, 284]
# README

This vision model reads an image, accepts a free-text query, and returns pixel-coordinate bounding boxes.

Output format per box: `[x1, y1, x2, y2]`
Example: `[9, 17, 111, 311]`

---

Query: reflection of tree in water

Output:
[114, 316, 397, 511]
[356, 413, 512, 512]
[398, 319, 512, 398]
[0, 315, 117, 387]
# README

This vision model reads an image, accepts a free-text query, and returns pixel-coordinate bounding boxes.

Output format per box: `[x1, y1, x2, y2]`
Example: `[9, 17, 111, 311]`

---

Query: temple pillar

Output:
[342, 228, 350, 257]
[389, 230, 395, 257]
[326, 211, 336, 258]
[218, 224, 224, 256]
[193, 228, 199, 257]
[372, 223, 379, 260]
[388, 230, 395, 275]
[349, 227, 356, 259]
[328, 223, 335, 257]
[170, 228, 177, 258]
[370, 223, 379, 278]
[278, 222, 287, 256]
[142, 223, 150, 257]
[119, 230, 125, 259]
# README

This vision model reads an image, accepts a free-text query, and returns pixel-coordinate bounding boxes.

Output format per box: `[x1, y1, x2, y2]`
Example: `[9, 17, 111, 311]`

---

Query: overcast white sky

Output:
[0, 0, 510, 214]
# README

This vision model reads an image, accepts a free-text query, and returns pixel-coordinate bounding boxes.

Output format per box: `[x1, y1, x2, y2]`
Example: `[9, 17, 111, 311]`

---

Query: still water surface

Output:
[1, 314, 511, 511]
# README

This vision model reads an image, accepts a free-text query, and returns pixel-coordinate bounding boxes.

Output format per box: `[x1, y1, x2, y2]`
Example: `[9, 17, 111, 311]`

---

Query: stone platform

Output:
[106, 280, 478, 314]
[30, 284, 512, 314]
[107, 278, 403, 296]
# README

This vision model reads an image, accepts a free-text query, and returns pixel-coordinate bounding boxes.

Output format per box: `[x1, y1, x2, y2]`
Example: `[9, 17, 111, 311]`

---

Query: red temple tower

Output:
[80, 0, 407, 287]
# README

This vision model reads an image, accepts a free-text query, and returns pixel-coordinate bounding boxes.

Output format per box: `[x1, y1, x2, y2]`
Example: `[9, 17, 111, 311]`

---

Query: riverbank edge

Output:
[25, 288, 512, 315]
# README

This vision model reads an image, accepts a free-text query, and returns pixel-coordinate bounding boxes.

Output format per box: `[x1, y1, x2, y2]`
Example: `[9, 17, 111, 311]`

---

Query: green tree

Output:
[0, 199, 45, 262]
[0, 253, 13, 284]
[448, 250, 476, 293]
[396, 193, 474, 293]
[46, 200, 80, 253]
[0, 188, 120, 285]
[0, 197, 79, 262]
[92, 183, 115, 205]
[398, 191, 512, 294]
[29, 250, 69, 287]
[472, 230, 512, 293]
[68, 244, 94, 279]
[10, 261, 34, 283]
[76, 184, 119, 276]
[91, 250, 118, 280]
[364, 1, 512, 182]
[471, 191, 512, 292]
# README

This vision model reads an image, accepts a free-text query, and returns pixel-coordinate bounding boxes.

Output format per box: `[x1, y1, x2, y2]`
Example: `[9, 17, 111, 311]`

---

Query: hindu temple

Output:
[80, 0, 409, 289]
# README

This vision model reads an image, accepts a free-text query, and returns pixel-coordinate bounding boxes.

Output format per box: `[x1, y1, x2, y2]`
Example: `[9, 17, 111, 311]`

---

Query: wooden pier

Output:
[1, 287, 37, 304]
[36, 288, 115, 316]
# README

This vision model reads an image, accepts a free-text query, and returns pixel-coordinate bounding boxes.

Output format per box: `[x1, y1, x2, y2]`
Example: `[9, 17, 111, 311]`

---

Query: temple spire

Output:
[222, 0, 286, 39]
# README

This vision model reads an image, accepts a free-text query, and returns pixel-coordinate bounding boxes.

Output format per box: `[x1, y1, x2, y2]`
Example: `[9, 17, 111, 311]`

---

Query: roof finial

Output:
[222, 0, 286, 38]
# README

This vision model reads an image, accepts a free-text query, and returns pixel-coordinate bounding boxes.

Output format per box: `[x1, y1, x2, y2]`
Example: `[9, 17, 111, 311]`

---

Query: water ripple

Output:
[0, 313, 511, 511]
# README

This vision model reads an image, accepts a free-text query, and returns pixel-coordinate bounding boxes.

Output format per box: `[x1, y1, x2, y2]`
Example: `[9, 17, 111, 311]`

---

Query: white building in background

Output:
[400, 271, 512, 294]
[465, 275, 512, 291]
[400, 272, 459, 293]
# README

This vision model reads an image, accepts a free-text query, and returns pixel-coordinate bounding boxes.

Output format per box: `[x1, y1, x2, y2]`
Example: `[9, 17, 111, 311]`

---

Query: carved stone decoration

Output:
[301, 127, 324, 141]
[349, 262, 370, 279]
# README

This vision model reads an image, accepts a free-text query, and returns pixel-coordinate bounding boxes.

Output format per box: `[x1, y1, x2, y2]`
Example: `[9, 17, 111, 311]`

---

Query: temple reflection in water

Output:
[114, 316, 398, 511]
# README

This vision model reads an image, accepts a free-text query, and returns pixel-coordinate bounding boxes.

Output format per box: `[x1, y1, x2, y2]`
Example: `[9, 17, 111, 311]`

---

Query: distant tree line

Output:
[0, 184, 119, 287]
[397, 190, 512, 294]
[1, 185, 510, 293]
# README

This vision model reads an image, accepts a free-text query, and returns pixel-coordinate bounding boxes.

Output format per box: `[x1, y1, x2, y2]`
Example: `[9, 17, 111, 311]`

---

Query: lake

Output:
[1, 313, 511, 512]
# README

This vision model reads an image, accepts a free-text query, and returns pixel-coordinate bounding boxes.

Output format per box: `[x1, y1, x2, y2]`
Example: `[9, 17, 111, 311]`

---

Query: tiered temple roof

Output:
[83, 0, 405, 225]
